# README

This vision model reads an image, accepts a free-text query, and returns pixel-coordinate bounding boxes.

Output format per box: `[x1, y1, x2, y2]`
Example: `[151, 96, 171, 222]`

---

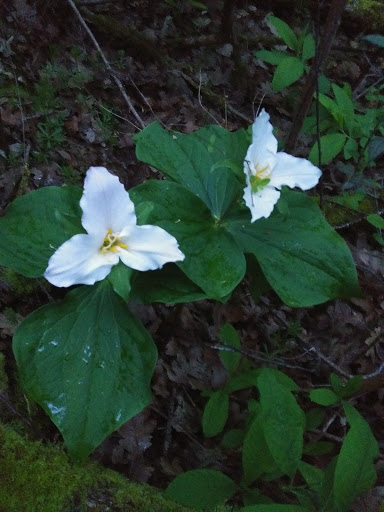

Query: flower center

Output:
[100, 228, 128, 254]
[249, 163, 271, 193]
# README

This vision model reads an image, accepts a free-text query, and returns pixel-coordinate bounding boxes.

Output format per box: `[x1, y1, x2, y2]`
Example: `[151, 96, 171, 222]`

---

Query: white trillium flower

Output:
[243, 109, 322, 222]
[44, 166, 185, 287]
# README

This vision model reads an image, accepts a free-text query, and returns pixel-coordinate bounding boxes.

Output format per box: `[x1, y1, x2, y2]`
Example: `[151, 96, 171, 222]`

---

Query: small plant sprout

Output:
[243, 109, 322, 222]
[44, 167, 184, 287]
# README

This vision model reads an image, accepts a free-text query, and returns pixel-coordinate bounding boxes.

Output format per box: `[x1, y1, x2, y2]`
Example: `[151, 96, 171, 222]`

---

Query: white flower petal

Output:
[251, 109, 278, 156]
[118, 225, 185, 271]
[80, 167, 136, 236]
[269, 152, 322, 190]
[243, 184, 281, 222]
[44, 233, 119, 287]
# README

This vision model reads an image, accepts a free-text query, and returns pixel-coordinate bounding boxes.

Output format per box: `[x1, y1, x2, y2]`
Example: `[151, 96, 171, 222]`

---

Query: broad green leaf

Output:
[226, 369, 261, 392]
[134, 121, 247, 217]
[254, 49, 288, 65]
[264, 368, 299, 392]
[367, 213, 384, 229]
[333, 402, 379, 510]
[165, 469, 238, 509]
[130, 180, 246, 300]
[0, 186, 82, 277]
[268, 15, 299, 52]
[298, 461, 324, 491]
[13, 281, 157, 459]
[257, 369, 304, 477]
[309, 388, 339, 406]
[309, 132, 347, 165]
[202, 390, 229, 437]
[241, 505, 307, 512]
[130, 264, 207, 304]
[302, 33, 315, 62]
[226, 189, 360, 307]
[243, 414, 278, 484]
[272, 56, 304, 92]
[219, 323, 241, 374]
[332, 83, 355, 134]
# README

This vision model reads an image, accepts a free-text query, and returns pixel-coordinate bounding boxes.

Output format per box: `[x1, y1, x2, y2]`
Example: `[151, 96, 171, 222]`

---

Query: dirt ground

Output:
[0, 0, 384, 509]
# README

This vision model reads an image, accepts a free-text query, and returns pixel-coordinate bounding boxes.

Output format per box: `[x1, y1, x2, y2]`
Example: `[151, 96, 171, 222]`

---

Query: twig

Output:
[312, 428, 343, 444]
[208, 342, 315, 373]
[308, 346, 352, 378]
[285, 0, 347, 153]
[197, 70, 221, 125]
[67, 0, 145, 130]
[260, 297, 352, 378]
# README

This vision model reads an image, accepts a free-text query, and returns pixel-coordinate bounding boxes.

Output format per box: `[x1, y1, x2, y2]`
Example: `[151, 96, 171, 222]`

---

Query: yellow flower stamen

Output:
[253, 163, 271, 180]
[100, 228, 128, 254]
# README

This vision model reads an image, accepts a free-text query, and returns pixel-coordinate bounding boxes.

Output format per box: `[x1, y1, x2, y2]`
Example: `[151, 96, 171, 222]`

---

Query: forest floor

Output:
[0, 0, 384, 510]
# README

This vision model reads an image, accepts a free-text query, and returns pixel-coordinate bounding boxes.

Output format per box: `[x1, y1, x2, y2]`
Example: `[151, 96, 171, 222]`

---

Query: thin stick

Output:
[67, 0, 145, 130]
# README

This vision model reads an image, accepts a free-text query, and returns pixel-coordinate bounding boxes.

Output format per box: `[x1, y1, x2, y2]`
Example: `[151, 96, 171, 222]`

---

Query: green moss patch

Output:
[0, 423, 194, 512]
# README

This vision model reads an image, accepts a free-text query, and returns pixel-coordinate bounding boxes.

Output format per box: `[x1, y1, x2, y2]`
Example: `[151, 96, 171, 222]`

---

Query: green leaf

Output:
[13, 281, 157, 459]
[332, 83, 355, 134]
[219, 323, 241, 374]
[134, 122, 248, 217]
[340, 375, 362, 398]
[317, 92, 341, 122]
[272, 56, 304, 92]
[0, 186, 82, 277]
[268, 15, 299, 51]
[202, 390, 229, 437]
[333, 402, 379, 510]
[243, 414, 278, 484]
[305, 407, 325, 430]
[130, 180, 246, 300]
[241, 505, 308, 512]
[130, 264, 207, 303]
[257, 368, 304, 477]
[225, 369, 260, 392]
[301, 33, 315, 62]
[221, 428, 244, 449]
[309, 388, 339, 406]
[298, 461, 324, 491]
[309, 133, 347, 165]
[367, 213, 384, 229]
[165, 469, 238, 509]
[343, 137, 358, 160]
[107, 263, 133, 301]
[254, 49, 288, 65]
[303, 441, 334, 455]
[226, 189, 360, 307]
[362, 34, 384, 47]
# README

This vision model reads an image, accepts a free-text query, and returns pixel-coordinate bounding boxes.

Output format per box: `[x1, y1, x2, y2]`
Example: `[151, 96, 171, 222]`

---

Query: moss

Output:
[0, 423, 232, 512]
[347, 0, 384, 30]
[0, 267, 39, 296]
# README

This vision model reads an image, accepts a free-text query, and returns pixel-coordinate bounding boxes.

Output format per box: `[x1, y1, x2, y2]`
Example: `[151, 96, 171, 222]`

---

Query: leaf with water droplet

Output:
[13, 280, 157, 459]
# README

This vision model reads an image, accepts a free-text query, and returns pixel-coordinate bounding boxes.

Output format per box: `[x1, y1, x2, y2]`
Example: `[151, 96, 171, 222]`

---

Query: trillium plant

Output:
[0, 110, 359, 458]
